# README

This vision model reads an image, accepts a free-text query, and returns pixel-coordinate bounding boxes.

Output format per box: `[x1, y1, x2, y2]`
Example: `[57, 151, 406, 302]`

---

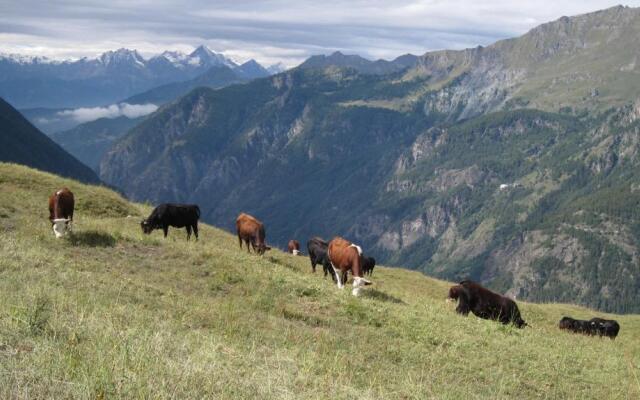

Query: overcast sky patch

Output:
[1, 1, 639, 66]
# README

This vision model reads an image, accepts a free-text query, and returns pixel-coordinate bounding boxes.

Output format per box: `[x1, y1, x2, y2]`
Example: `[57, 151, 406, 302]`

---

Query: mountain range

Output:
[0, 46, 280, 109]
[100, 5, 640, 313]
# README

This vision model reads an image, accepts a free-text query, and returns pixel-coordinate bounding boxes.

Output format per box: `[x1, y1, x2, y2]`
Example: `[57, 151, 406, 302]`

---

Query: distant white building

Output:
[499, 182, 522, 191]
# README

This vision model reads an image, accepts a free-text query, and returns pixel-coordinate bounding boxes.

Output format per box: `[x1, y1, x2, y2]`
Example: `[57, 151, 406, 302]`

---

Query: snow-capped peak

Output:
[99, 48, 146, 67]
[0, 53, 60, 65]
[159, 50, 189, 64]
[267, 62, 288, 74]
[188, 45, 237, 68]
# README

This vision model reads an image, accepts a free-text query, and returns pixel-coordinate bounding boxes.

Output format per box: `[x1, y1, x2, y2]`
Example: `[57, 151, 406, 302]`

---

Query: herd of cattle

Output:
[48, 188, 621, 338]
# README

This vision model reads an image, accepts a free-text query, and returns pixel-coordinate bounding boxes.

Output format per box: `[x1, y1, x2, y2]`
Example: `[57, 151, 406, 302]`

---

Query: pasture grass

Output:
[0, 162, 639, 399]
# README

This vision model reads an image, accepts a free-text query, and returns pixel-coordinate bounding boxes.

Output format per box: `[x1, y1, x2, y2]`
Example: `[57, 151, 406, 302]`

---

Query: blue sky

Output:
[1, 1, 639, 66]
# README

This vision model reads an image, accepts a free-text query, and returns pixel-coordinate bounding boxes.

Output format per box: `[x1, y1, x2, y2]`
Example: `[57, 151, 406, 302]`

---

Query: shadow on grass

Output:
[361, 288, 405, 304]
[66, 230, 116, 247]
[282, 308, 329, 327]
[267, 256, 298, 271]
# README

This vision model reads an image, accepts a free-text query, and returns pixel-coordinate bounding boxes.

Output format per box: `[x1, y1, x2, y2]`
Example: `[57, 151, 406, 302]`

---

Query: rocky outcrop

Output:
[386, 165, 488, 194]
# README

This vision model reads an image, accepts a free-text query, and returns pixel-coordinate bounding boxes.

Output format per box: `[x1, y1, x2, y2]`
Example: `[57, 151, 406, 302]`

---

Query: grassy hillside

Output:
[1, 163, 639, 399]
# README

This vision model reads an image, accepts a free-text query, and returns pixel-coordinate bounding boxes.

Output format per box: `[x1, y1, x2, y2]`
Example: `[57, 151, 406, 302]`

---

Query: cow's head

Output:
[351, 276, 372, 296]
[140, 219, 155, 234]
[514, 318, 528, 329]
[446, 285, 463, 303]
[256, 243, 271, 255]
[52, 218, 70, 238]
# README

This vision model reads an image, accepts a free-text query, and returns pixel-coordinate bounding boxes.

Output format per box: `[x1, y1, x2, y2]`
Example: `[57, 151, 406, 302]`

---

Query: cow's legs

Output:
[331, 264, 343, 289]
[245, 239, 251, 253]
[163, 224, 169, 238]
[311, 259, 317, 273]
[324, 262, 336, 282]
[193, 223, 198, 241]
[186, 225, 192, 241]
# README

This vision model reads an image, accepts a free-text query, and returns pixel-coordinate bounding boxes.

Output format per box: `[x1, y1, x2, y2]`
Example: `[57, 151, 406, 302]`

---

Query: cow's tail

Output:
[195, 205, 201, 219]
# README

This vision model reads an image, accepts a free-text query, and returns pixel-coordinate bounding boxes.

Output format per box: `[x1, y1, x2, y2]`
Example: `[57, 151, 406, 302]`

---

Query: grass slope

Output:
[1, 163, 639, 399]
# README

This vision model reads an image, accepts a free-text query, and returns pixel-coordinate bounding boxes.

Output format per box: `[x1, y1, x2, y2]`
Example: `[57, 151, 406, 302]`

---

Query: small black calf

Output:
[361, 256, 375, 276]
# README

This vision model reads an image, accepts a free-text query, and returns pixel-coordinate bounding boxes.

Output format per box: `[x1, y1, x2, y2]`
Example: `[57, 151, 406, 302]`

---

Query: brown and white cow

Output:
[288, 239, 301, 255]
[48, 188, 74, 238]
[236, 213, 271, 255]
[327, 236, 372, 296]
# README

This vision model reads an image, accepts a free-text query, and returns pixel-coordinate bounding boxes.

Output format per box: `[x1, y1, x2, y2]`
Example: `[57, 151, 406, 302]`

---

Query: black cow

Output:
[307, 237, 334, 279]
[560, 316, 620, 339]
[362, 255, 376, 276]
[141, 203, 200, 240]
[559, 317, 591, 334]
[590, 318, 620, 339]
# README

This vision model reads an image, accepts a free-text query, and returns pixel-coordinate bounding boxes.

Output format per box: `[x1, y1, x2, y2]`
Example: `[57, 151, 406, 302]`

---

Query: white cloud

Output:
[57, 103, 158, 123]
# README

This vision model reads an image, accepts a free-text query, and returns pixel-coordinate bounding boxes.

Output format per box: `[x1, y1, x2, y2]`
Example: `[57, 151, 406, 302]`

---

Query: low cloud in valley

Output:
[57, 103, 158, 124]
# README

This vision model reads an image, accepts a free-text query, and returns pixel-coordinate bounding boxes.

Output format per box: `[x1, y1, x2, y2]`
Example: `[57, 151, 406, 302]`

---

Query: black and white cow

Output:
[141, 203, 200, 240]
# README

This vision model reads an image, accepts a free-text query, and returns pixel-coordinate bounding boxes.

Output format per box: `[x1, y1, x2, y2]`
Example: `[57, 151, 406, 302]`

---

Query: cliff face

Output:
[101, 6, 640, 312]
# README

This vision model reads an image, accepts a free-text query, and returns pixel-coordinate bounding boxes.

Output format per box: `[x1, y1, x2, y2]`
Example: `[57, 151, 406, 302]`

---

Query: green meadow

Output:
[0, 162, 638, 399]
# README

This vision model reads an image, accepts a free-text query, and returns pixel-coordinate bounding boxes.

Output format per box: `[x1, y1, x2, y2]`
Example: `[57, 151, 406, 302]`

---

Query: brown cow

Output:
[327, 237, 372, 296]
[236, 213, 271, 255]
[48, 188, 74, 238]
[288, 240, 301, 255]
[447, 281, 527, 328]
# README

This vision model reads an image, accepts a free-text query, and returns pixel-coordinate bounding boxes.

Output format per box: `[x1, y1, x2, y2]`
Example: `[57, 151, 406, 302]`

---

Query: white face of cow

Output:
[52, 218, 69, 238]
[352, 276, 372, 296]
[292, 249, 300, 256]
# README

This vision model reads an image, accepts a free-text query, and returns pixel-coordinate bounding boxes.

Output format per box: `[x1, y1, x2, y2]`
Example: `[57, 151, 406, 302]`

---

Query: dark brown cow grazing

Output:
[288, 240, 301, 255]
[327, 237, 372, 296]
[48, 188, 74, 238]
[447, 281, 527, 328]
[236, 213, 271, 255]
